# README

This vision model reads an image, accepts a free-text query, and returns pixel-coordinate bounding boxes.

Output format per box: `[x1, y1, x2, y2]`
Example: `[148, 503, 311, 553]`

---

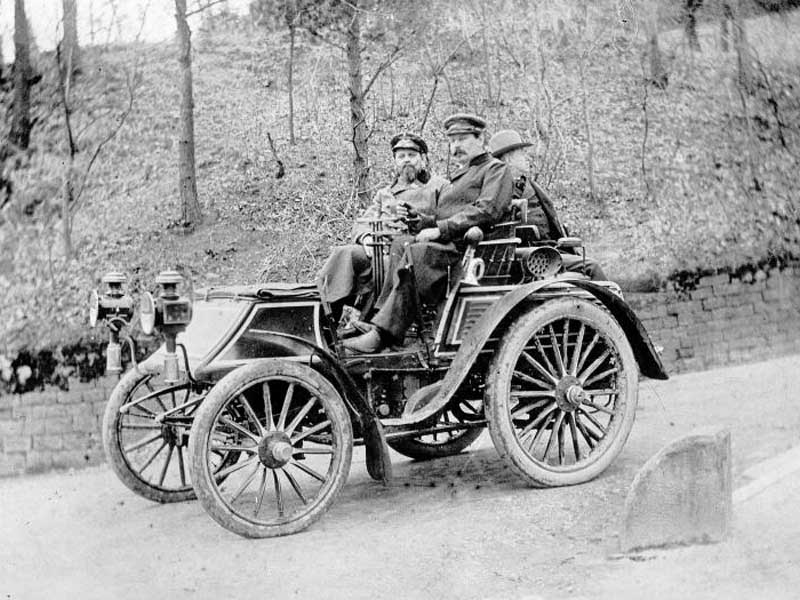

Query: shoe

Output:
[338, 319, 374, 339]
[342, 328, 384, 354]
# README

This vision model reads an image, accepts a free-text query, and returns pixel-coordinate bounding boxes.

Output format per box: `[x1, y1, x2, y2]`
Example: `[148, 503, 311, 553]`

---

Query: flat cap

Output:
[443, 113, 487, 136]
[488, 129, 532, 158]
[390, 132, 428, 154]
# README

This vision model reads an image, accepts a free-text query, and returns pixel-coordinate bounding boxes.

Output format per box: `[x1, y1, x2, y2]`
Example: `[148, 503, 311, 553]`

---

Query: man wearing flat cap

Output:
[316, 132, 446, 325]
[488, 129, 607, 281]
[343, 113, 514, 354]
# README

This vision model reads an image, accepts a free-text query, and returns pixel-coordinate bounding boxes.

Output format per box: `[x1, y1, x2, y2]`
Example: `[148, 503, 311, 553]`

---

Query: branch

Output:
[304, 27, 347, 52]
[185, 0, 227, 18]
[55, 43, 77, 159]
[498, 35, 523, 69]
[70, 72, 137, 213]
[266, 132, 285, 179]
[418, 38, 469, 134]
[639, 56, 651, 201]
[362, 45, 402, 98]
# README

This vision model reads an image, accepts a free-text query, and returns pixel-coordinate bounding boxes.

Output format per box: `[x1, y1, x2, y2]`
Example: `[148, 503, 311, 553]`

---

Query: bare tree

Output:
[575, 3, 603, 204]
[10, 0, 33, 150]
[683, 0, 704, 51]
[643, 2, 668, 89]
[344, 0, 370, 203]
[284, 0, 299, 145]
[54, 47, 136, 259]
[418, 39, 468, 135]
[720, 2, 733, 51]
[175, 0, 202, 230]
[727, 0, 755, 94]
[61, 0, 80, 84]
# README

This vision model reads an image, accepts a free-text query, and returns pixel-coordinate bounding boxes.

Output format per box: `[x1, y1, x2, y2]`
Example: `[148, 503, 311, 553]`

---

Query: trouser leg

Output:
[316, 244, 373, 319]
[371, 240, 460, 343]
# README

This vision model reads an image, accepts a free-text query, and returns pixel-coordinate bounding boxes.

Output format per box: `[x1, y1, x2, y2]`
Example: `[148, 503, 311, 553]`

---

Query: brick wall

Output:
[627, 264, 800, 374]
[0, 377, 115, 477]
[1, 265, 799, 477]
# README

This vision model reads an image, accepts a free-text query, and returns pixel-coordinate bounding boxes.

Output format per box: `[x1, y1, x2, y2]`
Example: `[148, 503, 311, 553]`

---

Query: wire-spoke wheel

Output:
[189, 360, 353, 538]
[486, 297, 638, 487]
[102, 363, 215, 503]
[388, 395, 484, 460]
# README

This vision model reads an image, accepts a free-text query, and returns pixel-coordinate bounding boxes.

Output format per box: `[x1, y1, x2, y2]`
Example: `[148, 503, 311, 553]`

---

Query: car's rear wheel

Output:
[485, 297, 638, 487]
[388, 395, 484, 460]
[189, 360, 353, 538]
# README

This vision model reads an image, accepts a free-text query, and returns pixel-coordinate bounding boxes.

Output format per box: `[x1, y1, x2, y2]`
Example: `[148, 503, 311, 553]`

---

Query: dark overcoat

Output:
[371, 153, 514, 341]
[316, 177, 445, 312]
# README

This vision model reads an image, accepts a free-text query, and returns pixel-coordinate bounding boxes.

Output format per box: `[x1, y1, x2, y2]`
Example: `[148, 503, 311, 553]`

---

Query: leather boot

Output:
[342, 327, 384, 354]
[338, 319, 374, 339]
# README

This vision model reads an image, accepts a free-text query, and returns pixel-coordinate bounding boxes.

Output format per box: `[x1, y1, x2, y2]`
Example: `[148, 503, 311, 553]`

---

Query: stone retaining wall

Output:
[0, 378, 114, 477]
[627, 264, 800, 374]
[1, 264, 799, 477]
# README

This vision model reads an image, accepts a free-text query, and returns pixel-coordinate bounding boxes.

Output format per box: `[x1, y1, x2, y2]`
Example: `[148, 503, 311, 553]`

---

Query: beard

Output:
[397, 163, 419, 184]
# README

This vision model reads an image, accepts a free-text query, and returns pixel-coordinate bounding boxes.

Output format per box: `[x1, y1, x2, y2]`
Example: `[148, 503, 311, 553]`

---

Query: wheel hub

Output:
[555, 376, 586, 412]
[160, 424, 187, 448]
[257, 432, 294, 469]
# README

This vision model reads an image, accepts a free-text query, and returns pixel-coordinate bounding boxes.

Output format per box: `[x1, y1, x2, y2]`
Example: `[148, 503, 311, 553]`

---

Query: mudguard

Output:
[385, 278, 667, 427]
[216, 332, 392, 483]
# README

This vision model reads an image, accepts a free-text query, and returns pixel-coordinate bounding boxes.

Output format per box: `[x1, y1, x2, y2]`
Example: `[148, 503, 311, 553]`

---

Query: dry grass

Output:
[1, 0, 799, 353]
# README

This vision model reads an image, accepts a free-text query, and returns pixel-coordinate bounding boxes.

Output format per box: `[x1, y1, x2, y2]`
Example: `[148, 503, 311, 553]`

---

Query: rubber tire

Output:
[388, 422, 483, 461]
[485, 297, 638, 487]
[189, 360, 353, 538]
[102, 363, 197, 503]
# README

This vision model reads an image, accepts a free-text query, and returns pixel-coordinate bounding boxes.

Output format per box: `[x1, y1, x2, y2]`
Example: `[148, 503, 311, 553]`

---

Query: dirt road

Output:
[2, 355, 800, 599]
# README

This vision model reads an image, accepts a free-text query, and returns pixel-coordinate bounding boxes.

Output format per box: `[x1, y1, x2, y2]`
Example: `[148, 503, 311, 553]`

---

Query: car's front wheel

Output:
[189, 360, 353, 538]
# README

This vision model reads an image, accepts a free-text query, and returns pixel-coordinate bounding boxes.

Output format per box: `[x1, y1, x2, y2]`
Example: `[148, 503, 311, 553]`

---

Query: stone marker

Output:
[619, 426, 732, 553]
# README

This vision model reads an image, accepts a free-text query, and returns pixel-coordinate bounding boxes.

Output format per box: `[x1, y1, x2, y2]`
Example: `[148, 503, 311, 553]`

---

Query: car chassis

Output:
[98, 214, 667, 538]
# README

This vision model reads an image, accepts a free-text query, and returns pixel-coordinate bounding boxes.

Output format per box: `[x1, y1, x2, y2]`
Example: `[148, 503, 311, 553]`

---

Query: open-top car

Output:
[99, 202, 667, 538]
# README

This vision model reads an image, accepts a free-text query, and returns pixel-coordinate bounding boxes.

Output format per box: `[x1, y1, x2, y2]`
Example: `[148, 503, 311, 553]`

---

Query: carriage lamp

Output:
[140, 270, 193, 384]
[88, 271, 135, 374]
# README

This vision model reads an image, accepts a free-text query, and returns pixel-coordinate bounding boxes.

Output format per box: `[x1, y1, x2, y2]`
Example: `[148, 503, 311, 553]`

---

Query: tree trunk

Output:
[175, 0, 202, 230]
[683, 0, 703, 51]
[345, 0, 369, 204]
[578, 58, 596, 203]
[720, 2, 733, 52]
[288, 24, 296, 145]
[730, 0, 754, 94]
[648, 33, 668, 89]
[10, 0, 32, 150]
[62, 174, 74, 259]
[479, 2, 493, 104]
[61, 0, 79, 83]
[643, 1, 668, 89]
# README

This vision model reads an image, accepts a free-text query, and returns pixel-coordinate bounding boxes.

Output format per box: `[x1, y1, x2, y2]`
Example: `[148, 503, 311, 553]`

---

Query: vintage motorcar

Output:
[98, 209, 667, 538]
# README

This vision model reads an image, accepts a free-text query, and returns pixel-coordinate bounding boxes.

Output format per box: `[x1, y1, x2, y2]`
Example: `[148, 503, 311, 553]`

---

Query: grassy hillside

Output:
[1, 0, 799, 355]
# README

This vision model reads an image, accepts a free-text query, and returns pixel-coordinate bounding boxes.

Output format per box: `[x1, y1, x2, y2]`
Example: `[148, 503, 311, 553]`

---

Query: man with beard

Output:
[488, 129, 608, 281]
[342, 114, 514, 354]
[316, 133, 446, 328]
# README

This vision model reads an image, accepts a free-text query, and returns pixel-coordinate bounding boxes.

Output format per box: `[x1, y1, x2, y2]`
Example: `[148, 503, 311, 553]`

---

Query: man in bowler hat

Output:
[488, 129, 607, 281]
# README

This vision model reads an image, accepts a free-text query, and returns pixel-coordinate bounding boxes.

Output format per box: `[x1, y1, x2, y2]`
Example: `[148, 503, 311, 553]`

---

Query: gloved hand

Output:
[401, 202, 435, 235]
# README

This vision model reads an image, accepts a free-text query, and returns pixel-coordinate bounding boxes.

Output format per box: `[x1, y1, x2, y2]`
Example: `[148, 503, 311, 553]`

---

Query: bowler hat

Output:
[488, 130, 532, 158]
[443, 113, 487, 136]
[391, 133, 428, 155]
